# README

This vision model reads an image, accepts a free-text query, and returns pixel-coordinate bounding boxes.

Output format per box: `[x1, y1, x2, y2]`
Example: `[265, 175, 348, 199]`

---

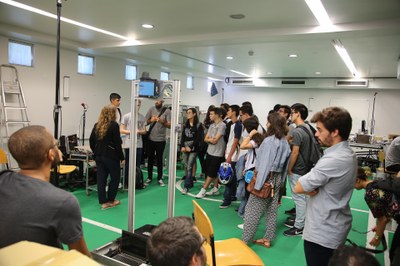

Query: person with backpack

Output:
[120, 99, 146, 189]
[284, 103, 321, 237]
[355, 167, 400, 265]
[180, 108, 202, 194]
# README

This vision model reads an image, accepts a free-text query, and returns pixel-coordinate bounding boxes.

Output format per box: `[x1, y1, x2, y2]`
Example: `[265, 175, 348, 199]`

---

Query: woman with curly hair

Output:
[90, 105, 124, 209]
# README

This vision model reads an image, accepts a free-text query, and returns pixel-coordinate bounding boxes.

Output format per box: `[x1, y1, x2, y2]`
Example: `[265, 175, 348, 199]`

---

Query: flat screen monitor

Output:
[138, 80, 156, 98]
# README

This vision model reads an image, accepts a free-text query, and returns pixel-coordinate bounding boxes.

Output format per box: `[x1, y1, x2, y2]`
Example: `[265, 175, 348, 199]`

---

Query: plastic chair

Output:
[192, 200, 264, 266]
[0, 148, 9, 170]
[54, 164, 78, 191]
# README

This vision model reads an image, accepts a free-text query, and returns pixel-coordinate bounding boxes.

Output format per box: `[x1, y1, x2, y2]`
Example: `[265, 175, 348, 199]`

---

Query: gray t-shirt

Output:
[206, 121, 226, 157]
[291, 123, 313, 175]
[121, 112, 145, 149]
[385, 137, 400, 168]
[145, 106, 171, 142]
[299, 141, 357, 249]
[0, 171, 83, 249]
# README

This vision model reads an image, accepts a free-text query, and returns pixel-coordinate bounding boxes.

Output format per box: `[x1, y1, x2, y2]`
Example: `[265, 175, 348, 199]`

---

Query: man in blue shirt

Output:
[295, 106, 357, 266]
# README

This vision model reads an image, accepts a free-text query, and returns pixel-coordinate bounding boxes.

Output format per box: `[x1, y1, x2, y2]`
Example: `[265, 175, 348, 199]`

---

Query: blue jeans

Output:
[236, 155, 247, 216]
[95, 155, 121, 204]
[223, 162, 237, 205]
[183, 152, 197, 188]
[288, 173, 306, 229]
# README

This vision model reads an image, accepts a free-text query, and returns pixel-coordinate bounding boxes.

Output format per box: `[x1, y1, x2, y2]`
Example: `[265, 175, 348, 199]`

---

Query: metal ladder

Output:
[0, 64, 30, 168]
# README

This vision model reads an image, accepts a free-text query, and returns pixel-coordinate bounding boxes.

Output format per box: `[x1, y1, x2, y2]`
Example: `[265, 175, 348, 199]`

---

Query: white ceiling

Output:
[0, 0, 399, 80]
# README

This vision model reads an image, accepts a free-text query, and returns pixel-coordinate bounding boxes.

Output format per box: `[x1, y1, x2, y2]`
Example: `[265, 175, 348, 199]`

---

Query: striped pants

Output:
[242, 173, 282, 244]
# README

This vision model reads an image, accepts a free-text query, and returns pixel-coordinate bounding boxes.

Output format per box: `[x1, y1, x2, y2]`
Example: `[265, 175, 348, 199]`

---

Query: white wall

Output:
[0, 36, 220, 141]
[1, 36, 399, 140]
[223, 86, 400, 138]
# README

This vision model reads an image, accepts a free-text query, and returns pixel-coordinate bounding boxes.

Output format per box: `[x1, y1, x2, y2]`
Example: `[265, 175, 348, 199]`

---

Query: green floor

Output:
[72, 166, 390, 266]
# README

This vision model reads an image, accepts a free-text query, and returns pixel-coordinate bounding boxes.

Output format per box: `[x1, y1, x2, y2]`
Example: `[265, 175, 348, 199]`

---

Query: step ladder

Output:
[0, 64, 30, 169]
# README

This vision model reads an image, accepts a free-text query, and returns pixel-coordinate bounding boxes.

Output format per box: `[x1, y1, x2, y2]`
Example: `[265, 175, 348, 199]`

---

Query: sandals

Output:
[252, 238, 271, 248]
[101, 200, 121, 210]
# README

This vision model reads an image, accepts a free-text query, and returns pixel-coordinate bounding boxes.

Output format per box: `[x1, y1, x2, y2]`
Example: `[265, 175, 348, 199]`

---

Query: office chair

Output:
[192, 200, 264, 266]
[0, 148, 9, 170]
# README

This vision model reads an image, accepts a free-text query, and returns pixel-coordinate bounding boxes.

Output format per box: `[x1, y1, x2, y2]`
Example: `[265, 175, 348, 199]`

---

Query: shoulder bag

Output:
[247, 171, 275, 199]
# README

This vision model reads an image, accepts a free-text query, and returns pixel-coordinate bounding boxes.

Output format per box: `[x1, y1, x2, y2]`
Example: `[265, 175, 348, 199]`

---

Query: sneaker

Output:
[286, 216, 295, 223]
[219, 202, 231, 209]
[284, 219, 295, 228]
[206, 186, 220, 196]
[144, 179, 152, 185]
[158, 180, 166, 187]
[182, 188, 189, 194]
[285, 207, 296, 215]
[237, 224, 244, 230]
[283, 227, 303, 237]
[195, 188, 207, 199]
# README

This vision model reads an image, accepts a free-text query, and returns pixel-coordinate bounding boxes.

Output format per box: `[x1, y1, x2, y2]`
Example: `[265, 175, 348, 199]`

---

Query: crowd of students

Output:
[1, 91, 399, 266]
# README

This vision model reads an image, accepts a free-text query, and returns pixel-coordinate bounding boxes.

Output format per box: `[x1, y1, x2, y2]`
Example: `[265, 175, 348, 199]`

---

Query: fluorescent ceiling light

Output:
[288, 54, 298, 58]
[332, 39, 360, 78]
[0, 0, 136, 42]
[229, 69, 251, 77]
[226, 56, 233, 60]
[141, 24, 154, 29]
[304, 0, 332, 27]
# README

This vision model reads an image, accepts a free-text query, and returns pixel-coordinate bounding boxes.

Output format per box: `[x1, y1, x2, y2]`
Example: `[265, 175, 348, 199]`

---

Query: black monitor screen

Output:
[138, 81, 156, 97]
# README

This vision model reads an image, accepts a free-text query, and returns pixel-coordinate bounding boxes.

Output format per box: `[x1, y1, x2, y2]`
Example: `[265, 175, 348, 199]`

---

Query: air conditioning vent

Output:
[336, 80, 369, 87]
[227, 78, 254, 86]
[281, 80, 305, 85]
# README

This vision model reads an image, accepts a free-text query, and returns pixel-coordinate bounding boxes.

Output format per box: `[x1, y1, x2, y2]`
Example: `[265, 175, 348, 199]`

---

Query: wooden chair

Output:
[192, 200, 264, 266]
[0, 148, 9, 170]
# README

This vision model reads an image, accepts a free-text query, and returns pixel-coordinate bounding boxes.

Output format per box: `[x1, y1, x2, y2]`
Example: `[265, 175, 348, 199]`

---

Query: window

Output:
[187, 75, 194, 90]
[160, 71, 169, 81]
[8, 40, 33, 67]
[78, 54, 95, 75]
[125, 64, 137, 80]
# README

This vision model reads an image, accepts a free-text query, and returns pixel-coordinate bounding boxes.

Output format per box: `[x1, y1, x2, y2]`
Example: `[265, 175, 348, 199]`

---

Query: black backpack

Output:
[297, 124, 322, 172]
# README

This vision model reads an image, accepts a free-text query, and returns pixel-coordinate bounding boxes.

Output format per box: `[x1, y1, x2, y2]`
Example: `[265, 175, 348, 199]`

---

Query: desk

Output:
[349, 142, 385, 171]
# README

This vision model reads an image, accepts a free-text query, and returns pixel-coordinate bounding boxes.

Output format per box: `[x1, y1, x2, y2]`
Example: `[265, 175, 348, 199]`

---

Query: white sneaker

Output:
[195, 188, 207, 199]
[237, 224, 244, 230]
[158, 180, 166, 187]
[206, 186, 220, 196]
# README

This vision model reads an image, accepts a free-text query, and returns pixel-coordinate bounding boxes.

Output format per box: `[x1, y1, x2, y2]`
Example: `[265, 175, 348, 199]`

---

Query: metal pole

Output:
[127, 80, 139, 232]
[167, 80, 180, 218]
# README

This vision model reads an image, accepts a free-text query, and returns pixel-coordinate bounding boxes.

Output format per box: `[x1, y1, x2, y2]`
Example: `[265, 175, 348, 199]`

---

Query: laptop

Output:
[109, 230, 149, 266]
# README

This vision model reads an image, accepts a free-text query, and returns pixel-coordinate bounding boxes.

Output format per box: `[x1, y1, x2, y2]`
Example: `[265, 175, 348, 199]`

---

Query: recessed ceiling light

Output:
[229, 14, 245, 19]
[315, 71, 321, 75]
[267, 72, 273, 75]
[142, 24, 154, 29]
[226, 56, 233, 60]
[288, 54, 298, 58]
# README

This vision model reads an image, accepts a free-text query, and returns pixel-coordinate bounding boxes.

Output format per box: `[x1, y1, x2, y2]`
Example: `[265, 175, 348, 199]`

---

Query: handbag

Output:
[247, 171, 275, 199]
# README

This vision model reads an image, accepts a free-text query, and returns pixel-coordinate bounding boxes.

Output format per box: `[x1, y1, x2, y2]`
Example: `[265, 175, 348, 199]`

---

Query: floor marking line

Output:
[82, 217, 122, 234]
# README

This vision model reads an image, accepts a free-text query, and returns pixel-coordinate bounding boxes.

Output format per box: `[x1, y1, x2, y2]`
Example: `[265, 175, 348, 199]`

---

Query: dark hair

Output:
[291, 103, 308, 120]
[240, 105, 254, 116]
[242, 101, 253, 107]
[279, 105, 291, 118]
[357, 167, 367, 180]
[220, 103, 229, 112]
[8, 125, 54, 169]
[311, 106, 352, 140]
[147, 216, 203, 266]
[185, 108, 199, 127]
[203, 105, 215, 129]
[266, 112, 288, 139]
[109, 93, 121, 101]
[273, 104, 281, 112]
[229, 104, 240, 117]
[328, 246, 380, 266]
[242, 117, 265, 146]
[210, 107, 224, 117]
